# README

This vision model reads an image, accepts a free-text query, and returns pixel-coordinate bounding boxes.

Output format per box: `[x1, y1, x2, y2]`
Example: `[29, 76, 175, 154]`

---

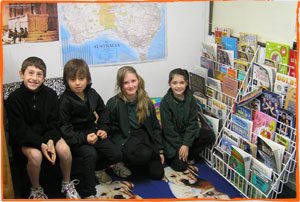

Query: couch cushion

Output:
[3, 77, 65, 100]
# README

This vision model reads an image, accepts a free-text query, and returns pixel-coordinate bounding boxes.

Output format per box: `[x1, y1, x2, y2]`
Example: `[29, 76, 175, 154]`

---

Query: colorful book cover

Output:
[252, 110, 277, 144]
[230, 145, 252, 192]
[151, 97, 162, 125]
[288, 49, 297, 78]
[260, 89, 283, 118]
[273, 72, 297, 96]
[284, 87, 296, 114]
[222, 76, 238, 98]
[234, 59, 249, 72]
[265, 41, 290, 75]
[250, 158, 273, 197]
[222, 36, 238, 58]
[234, 103, 252, 121]
[237, 87, 263, 107]
[231, 114, 252, 141]
[207, 77, 221, 100]
[200, 56, 215, 78]
[227, 68, 237, 79]
[274, 133, 290, 151]
[264, 58, 278, 68]
[275, 108, 295, 137]
[239, 32, 257, 54]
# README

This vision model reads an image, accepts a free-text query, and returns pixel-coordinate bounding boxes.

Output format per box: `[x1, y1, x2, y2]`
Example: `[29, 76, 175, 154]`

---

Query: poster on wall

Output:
[58, 3, 166, 66]
[2, 3, 59, 45]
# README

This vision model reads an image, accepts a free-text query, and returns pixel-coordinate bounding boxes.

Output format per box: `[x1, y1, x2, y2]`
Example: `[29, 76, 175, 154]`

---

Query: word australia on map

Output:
[59, 3, 166, 66]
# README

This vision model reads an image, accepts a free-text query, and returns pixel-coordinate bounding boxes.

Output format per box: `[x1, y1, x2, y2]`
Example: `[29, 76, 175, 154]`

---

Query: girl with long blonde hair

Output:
[106, 66, 165, 180]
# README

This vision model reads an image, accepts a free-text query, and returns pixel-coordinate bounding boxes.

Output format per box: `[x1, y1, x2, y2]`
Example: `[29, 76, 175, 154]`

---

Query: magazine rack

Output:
[209, 47, 297, 199]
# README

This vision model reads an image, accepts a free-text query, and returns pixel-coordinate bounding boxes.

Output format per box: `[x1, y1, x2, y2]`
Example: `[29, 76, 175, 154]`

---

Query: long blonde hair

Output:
[116, 66, 152, 124]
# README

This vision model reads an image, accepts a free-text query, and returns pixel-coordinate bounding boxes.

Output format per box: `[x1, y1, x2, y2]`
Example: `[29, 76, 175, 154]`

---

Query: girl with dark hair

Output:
[160, 68, 215, 172]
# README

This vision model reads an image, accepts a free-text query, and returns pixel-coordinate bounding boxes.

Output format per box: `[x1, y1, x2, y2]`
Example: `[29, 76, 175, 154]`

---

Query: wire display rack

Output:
[198, 47, 297, 199]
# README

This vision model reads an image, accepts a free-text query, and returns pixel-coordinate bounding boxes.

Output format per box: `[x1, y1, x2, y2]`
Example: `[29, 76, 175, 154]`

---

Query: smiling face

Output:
[19, 65, 45, 91]
[169, 74, 188, 100]
[67, 72, 87, 99]
[122, 72, 139, 102]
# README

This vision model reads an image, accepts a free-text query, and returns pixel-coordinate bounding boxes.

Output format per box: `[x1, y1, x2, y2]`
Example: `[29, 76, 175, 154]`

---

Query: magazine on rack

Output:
[251, 63, 276, 91]
[256, 135, 285, 173]
[229, 145, 252, 192]
[231, 114, 253, 141]
[220, 127, 240, 155]
[250, 158, 273, 197]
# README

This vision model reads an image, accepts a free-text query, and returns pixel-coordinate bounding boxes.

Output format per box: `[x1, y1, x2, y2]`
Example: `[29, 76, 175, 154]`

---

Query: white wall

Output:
[2, 1, 209, 103]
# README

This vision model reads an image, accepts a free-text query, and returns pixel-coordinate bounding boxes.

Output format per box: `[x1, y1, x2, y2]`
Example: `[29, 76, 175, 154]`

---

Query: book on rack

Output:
[215, 27, 230, 47]
[252, 110, 277, 144]
[239, 32, 257, 54]
[222, 76, 238, 98]
[189, 72, 206, 97]
[251, 63, 276, 91]
[207, 77, 221, 100]
[237, 50, 254, 62]
[250, 158, 273, 197]
[231, 114, 253, 141]
[275, 108, 295, 137]
[202, 42, 217, 61]
[259, 89, 283, 118]
[227, 68, 237, 79]
[236, 87, 264, 107]
[234, 59, 249, 72]
[194, 65, 208, 81]
[239, 138, 257, 158]
[200, 56, 215, 78]
[220, 127, 240, 154]
[214, 65, 228, 82]
[217, 49, 234, 68]
[288, 49, 297, 78]
[265, 41, 290, 75]
[222, 36, 238, 58]
[273, 72, 297, 96]
[234, 103, 252, 121]
[203, 114, 220, 138]
[193, 93, 207, 110]
[274, 132, 290, 151]
[284, 87, 296, 114]
[210, 98, 227, 125]
[256, 135, 285, 173]
[264, 58, 278, 68]
[229, 145, 252, 192]
[214, 148, 225, 175]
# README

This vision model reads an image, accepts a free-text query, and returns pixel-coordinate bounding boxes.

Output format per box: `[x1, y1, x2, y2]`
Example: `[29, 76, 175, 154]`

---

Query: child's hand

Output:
[87, 133, 98, 145]
[41, 141, 56, 165]
[47, 140, 56, 165]
[178, 145, 189, 161]
[96, 130, 107, 140]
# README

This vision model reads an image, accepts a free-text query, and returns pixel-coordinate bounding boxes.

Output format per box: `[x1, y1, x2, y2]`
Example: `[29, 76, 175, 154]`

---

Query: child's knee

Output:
[26, 149, 43, 165]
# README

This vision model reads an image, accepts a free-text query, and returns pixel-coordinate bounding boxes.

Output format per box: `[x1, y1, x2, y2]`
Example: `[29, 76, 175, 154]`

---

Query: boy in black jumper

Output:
[59, 58, 122, 199]
[6, 56, 80, 199]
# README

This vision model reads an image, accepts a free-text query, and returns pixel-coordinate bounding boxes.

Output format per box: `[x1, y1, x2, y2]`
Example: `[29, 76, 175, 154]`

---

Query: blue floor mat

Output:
[104, 160, 243, 199]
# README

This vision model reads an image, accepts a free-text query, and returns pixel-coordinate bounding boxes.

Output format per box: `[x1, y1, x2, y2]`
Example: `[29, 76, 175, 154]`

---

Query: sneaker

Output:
[61, 179, 81, 199]
[95, 169, 112, 184]
[84, 195, 98, 199]
[28, 186, 48, 199]
[112, 162, 132, 178]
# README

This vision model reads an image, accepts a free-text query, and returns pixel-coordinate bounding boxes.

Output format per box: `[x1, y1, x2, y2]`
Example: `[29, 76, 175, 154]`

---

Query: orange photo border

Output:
[0, 0, 299, 201]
